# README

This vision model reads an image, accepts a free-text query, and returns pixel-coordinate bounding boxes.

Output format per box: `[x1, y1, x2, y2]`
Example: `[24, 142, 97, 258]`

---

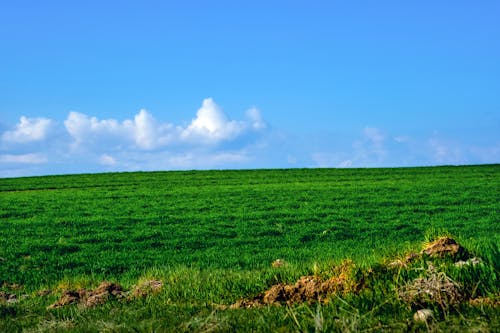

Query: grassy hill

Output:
[1, 165, 499, 331]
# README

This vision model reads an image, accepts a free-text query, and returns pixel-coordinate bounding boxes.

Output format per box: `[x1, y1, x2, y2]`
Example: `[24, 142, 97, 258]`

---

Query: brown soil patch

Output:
[48, 281, 124, 309]
[131, 279, 163, 298]
[423, 237, 467, 259]
[231, 260, 359, 308]
[389, 237, 470, 268]
[48, 290, 82, 308]
[84, 281, 124, 307]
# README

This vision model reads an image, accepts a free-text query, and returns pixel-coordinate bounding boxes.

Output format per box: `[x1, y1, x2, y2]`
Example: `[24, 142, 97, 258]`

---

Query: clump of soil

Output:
[231, 260, 360, 308]
[48, 290, 82, 308]
[422, 237, 468, 259]
[131, 279, 163, 298]
[84, 281, 124, 307]
[389, 237, 470, 268]
[48, 281, 124, 309]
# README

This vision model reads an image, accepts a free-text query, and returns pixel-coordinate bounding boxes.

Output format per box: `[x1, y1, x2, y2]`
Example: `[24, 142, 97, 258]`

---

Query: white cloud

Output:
[468, 144, 500, 163]
[428, 136, 464, 164]
[181, 98, 248, 143]
[64, 98, 265, 151]
[245, 107, 266, 130]
[65, 111, 126, 144]
[338, 160, 353, 168]
[348, 127, 388, 165]
[2, 116, 52, 143]
[393, 135, 410, 143]
[99, 154, 117, 166]
[64, 109, 175, 150]
[0, 153, 48, 164]
[363, 127, 385, 146]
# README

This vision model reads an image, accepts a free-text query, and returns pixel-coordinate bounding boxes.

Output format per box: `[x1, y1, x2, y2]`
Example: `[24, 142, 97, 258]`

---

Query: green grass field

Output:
[1, 165, 499, 331]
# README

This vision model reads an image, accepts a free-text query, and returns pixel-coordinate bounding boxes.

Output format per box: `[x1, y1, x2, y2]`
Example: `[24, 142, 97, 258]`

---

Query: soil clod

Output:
[48, 281, 124, 309]
[423, 236, 467, 259]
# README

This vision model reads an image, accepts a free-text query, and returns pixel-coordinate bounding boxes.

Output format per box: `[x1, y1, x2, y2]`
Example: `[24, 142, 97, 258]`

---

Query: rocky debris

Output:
[48, 281, 124, 309]
[413, 309, 434, 323]
[131, 279, 163, 298]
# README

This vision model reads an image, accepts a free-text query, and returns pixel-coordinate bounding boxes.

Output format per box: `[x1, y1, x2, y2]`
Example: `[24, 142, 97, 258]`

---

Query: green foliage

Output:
[0, 165, 499, 331]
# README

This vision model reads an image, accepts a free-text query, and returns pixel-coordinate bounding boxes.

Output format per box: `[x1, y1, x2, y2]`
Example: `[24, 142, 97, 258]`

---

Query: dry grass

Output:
[398, 263, 463, 310]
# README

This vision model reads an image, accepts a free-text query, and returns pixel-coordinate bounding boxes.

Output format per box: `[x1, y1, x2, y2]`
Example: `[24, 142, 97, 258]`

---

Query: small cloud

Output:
[2, 116, 52, 143]
[99, 154, 117, 166]
[0, 153, 48, 164]
[181, 98, 248, 143]
[245, 107, 267, 130]
[338, 160, 353, 168]
[428, 136, 463, 164]
[363, 127, 385, 146]
[468, 143, 500, 163]
[351, 127, 387, 164]
[394, 135, 410, 143]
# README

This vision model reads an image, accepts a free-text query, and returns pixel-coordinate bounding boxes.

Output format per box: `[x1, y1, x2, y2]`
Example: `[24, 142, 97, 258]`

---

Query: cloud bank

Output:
[1, 98, 498, 177]
[0, 98, 270, 176]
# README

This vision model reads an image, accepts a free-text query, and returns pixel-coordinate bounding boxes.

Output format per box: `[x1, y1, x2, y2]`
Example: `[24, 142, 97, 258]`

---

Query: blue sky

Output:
[1, 1, 499, 177]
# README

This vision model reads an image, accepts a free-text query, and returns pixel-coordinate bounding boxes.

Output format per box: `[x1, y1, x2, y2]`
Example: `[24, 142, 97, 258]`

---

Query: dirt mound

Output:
[48, 290, 82, 308]
[231, 260, 359, 308]
[48, 281, 124, 309]
[423, 237, 467, 258]
[389, 237, 470, 268]
[131, 279, 163, 298]
[85, 281, 124, 307]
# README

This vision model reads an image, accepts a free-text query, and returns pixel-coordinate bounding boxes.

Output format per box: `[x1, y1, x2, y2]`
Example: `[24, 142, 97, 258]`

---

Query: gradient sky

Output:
[1, 1, 499, 177]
